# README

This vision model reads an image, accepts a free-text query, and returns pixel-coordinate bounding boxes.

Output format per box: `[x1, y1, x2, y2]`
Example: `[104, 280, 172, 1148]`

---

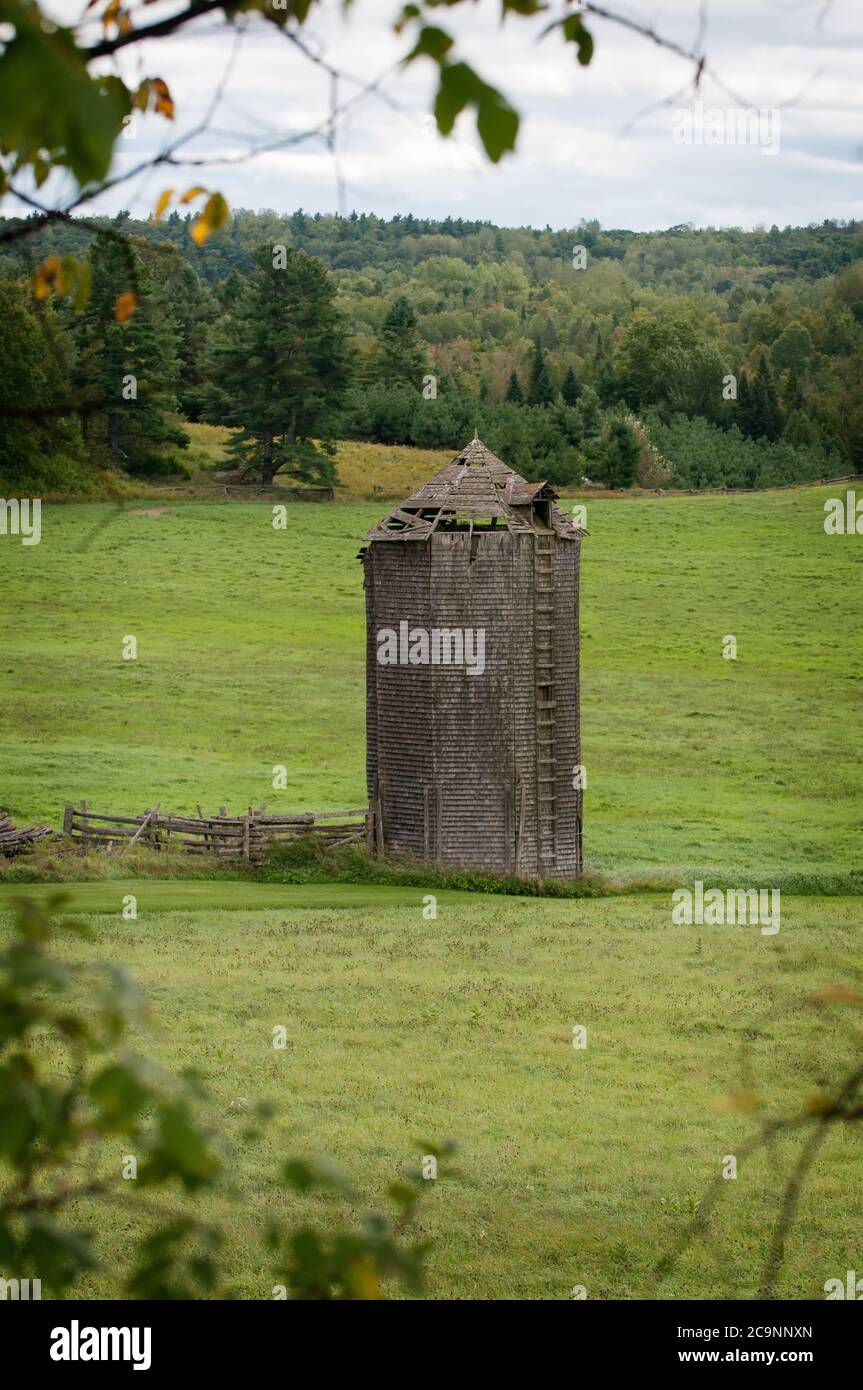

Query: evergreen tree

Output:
[0, 279, 87, 491]
[572, 384, 601, 442]
[593, 339, 621, 406]
[504, 370, 523, 403]
[561, 364, 581, 406]
[153, 249, 218, 421]
[378, 295, 427, 387]
[203, 245, 350, 485]
[76, 234, 186, 475]
[756, 352, 783, 440]
[735, 372, 755, 437]
[781, 366, 803, 414]
[744, 352, 783, 441]
[600, 420, 639, 489]
[527, 340, 555, 406]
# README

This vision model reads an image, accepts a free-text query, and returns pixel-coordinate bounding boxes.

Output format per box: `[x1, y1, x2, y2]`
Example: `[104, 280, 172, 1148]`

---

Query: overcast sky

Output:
[37, 0, 863, 230]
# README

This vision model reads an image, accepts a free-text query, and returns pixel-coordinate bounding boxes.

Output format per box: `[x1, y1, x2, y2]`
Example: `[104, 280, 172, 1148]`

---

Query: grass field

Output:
[1, 483, 860, 887]
[2, 476, 861, 1301]
[182, 423, 453, 499]
[0, 878, 498, 913]
[2, 890, 860, 1300]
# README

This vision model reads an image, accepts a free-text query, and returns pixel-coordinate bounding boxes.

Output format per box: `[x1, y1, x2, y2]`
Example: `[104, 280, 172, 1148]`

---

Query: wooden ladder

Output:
[533, 534, 556, 873]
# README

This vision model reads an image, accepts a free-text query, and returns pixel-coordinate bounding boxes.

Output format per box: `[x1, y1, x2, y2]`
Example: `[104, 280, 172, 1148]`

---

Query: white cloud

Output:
[26, 0, 863, 229]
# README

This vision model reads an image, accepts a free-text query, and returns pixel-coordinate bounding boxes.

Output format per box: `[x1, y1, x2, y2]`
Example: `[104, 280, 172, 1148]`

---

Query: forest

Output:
[2, 208, 862, 494]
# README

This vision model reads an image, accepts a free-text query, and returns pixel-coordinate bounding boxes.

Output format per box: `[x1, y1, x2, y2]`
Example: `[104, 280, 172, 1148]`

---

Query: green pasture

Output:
[1, 891, 859, 1300]
[1, 484, 860, 885]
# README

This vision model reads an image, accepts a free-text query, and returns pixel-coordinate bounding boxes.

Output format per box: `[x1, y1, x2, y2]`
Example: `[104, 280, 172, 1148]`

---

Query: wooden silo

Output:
[362, 435, 585, 878]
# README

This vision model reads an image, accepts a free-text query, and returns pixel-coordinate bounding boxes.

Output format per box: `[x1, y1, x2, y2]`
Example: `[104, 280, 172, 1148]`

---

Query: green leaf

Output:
[0, 20, 130, 188]
[139, 1101, 221, 1192]
[561, 14, 594, 66]
[404, 25, 454, 65]
[502, 0, 547, 14]
[386, 1180, 417, 1212]
[433, 61, 478, 136]
[433, 62, 518, 161]
[282, 1155, 357, 1197]
[23, 1217, 96, 1293]
[89, 1060, 151, 1129]
[476, 84, 519, 163]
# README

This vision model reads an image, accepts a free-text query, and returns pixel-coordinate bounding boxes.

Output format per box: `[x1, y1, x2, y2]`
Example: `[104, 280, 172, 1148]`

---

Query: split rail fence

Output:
[63, 802, 368, 864]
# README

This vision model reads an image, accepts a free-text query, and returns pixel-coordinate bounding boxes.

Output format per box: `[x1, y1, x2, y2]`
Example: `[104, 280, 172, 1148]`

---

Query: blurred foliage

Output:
[0, 894, 450, 1297]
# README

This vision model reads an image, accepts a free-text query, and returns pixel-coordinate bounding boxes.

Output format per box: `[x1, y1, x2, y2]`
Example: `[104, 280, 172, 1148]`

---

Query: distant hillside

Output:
[3, 209, 861, 494]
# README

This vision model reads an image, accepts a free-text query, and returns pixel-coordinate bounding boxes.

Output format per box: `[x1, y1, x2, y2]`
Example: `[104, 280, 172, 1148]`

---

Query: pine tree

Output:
[0, 279, 86, 491]
[735, 372, 754, 436]
[746, 352, 783, 441]
[600, 420, 639, 489]
[203, 245, 351, 485]
[527, 341, 555, 406]
[781, 366, 803, 414]
[561, 364, 581, 406]
[378, 295, 427, 388]
[505, 370, 523, 404]
[155, 249, 218, 421]
[76, 234, 186, 475]
[593, 339, 620, 407]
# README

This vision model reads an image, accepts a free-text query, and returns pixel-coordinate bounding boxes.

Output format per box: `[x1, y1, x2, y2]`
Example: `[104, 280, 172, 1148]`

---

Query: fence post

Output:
[63, 803, 73, 837]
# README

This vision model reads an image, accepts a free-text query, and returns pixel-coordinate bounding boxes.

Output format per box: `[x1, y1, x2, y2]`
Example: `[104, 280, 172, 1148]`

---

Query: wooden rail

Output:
[62, 802, 368, 863]
[0, 813, 54, 858]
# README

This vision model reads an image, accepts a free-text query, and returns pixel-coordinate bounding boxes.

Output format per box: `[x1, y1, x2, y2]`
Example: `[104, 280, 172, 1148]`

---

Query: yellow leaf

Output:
[179, 185, 207, 205]
[204, 191, 229, 231]
[812, 984, 863, 1005]
[154, 188, 174, 221]
[190, 192, 229, 247]
[713, 1088, 763, 1115]
[114, 291, 137, 324]
[347, 1254, 382, 1301]
[805, 1090, 837, 1116]
[151, 77, 175, 121]
[132, 79, 151, 113]
[32, 255, 63, 300]
[70, 258, 92, 312]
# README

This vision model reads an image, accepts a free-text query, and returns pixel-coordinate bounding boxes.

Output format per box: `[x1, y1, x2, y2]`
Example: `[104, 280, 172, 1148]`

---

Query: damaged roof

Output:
[366, 434, 586, 541]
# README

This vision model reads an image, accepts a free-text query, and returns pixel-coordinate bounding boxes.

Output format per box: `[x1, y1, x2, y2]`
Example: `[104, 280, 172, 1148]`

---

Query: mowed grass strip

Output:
[0, 879, 494, 913]
[4, 892, 860, 1300]
[0, 484, 860, 883]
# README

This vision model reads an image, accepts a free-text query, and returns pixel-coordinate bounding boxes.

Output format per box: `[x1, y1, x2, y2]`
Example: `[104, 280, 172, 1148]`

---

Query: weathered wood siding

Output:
[365, 527, 582, 879]
[365, 541, 434, 859]
[429, 533, 515, 873]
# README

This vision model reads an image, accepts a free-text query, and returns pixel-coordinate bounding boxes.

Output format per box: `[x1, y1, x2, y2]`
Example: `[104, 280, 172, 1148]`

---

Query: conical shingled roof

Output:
[367, 435, 584, 541]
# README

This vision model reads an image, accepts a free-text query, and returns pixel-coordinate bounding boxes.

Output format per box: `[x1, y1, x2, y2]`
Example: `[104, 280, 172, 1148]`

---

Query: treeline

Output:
[1, 209, 861, 493]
